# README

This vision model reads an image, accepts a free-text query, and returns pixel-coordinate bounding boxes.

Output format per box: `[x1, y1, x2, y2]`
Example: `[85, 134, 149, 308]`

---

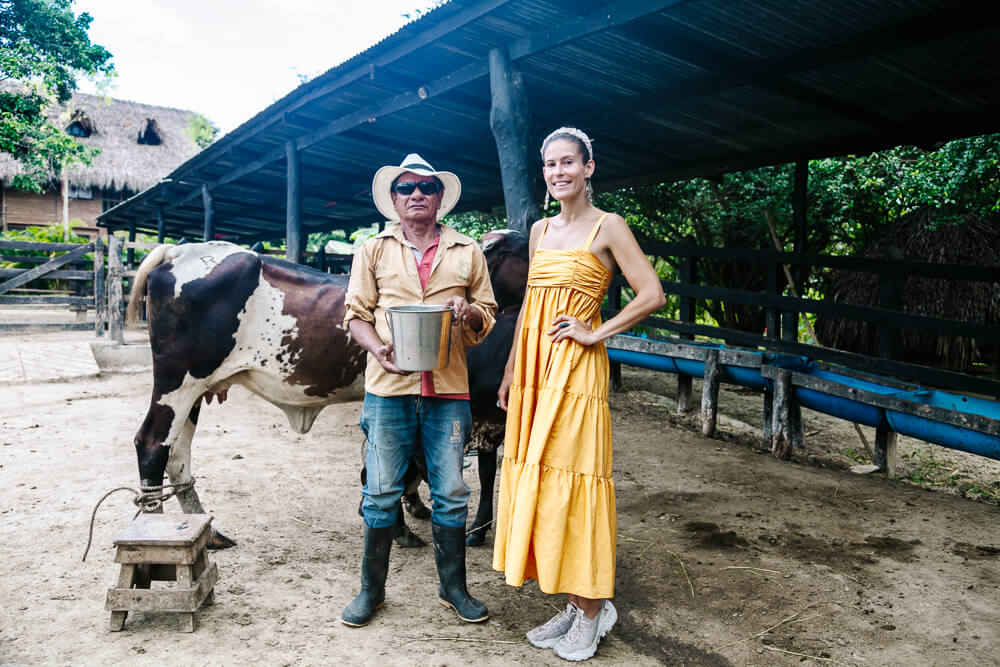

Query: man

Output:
[341, 154, 497, 627]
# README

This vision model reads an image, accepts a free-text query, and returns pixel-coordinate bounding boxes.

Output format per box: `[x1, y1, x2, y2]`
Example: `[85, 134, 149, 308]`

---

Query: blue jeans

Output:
[360, 393, 472, 529]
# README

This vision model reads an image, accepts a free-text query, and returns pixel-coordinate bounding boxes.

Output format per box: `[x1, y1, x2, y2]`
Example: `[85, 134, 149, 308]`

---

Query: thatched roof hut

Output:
[0, 89, 202, 192]
[815, 207, 1000, 372]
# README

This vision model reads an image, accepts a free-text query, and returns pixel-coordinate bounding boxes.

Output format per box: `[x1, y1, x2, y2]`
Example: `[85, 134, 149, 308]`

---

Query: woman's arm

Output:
[549, 214, 665, 346]
[498, 220, 545, 411]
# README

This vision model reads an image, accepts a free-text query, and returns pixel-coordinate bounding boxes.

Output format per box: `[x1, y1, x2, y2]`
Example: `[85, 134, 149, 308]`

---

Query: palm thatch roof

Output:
[0, 88, 202, 192]
[815, 207, 1000, 372]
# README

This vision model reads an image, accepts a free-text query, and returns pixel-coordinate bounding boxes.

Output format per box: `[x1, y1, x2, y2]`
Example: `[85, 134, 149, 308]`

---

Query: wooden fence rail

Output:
[0, 239, 98, 332]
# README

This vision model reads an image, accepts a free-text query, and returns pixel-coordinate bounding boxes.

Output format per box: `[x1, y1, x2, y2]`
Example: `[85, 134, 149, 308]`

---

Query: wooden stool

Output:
[105, 513, 218, 632]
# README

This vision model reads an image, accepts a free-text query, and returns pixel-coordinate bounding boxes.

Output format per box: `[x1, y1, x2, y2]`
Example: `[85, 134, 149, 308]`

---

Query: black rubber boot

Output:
[341, 525, 393, 627]
[432, 523, 489, 623]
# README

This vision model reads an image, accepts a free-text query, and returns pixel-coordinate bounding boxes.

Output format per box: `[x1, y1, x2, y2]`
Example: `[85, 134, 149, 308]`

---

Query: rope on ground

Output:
[81, 479, 196, 562]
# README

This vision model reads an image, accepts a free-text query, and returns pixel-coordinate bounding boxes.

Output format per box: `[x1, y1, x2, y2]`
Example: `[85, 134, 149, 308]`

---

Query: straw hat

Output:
[372, 153, 461, 221]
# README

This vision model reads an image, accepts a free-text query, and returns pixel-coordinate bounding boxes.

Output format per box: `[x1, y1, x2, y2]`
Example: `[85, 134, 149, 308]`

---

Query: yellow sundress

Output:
[492, 214, 616, 599]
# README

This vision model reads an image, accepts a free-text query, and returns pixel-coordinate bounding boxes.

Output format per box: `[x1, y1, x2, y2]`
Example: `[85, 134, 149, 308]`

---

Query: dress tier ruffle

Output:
[493, 218, 616, 599]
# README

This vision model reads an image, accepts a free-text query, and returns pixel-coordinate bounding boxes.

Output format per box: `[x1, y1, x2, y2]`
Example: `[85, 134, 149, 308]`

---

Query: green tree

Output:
[0, 0, 114, 190]
[184, 112, 219, 149]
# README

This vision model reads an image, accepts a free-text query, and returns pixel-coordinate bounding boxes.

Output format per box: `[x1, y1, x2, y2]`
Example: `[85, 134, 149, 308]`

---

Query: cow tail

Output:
[125, 244, 172, 327]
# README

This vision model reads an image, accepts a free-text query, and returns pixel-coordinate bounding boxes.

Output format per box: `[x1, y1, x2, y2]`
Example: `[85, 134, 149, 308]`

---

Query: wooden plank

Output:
[0, 269, 93, 280]
[760, 366, 1000, 436]
[0, 322, 92, 332]
[0, 242, 94, 295]
[0, 240, 88, 252]
[113, 513, 213, 547]
[0, 296, 91, 305]
[122, 241, 162, 250]
[105, 562, 217, 613]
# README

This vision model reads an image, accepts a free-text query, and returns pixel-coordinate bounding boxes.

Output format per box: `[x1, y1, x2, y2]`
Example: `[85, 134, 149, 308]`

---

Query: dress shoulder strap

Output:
[536, 218, 551, 244]
[584, 213, 610, 251]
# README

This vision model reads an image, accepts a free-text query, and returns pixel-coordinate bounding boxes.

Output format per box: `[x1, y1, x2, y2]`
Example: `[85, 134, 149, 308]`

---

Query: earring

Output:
[543, 190, 550, 211]
[586, 180, 594, 203]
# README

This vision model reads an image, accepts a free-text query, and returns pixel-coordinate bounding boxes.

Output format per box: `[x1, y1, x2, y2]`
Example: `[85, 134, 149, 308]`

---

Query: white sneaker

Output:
[526, 603, 577, 649]
[553, 600, 617, 662]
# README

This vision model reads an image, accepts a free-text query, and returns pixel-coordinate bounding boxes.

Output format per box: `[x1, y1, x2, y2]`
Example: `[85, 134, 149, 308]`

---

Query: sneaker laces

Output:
[536, 603, 576, 634]
[562, 607, 593, 645]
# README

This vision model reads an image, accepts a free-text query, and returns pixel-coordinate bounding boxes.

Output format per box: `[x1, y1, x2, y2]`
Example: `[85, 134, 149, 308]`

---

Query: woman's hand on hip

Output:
[548, 315, 598, 346]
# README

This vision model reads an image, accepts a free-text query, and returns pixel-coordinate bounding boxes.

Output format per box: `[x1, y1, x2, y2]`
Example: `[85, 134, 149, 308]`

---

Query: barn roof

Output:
[0, 88, 202, 192]
[97, 0, 1000, 243]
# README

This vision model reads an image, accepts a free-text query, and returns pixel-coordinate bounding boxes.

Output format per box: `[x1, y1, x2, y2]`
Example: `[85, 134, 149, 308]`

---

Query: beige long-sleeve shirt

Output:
[343, 223, 497, 397]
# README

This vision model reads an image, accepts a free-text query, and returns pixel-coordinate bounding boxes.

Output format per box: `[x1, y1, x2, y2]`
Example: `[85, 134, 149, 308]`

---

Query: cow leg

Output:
[401, 460, 430, 519]
[466, 448, 497, 547]
[163, 401, 237, 549]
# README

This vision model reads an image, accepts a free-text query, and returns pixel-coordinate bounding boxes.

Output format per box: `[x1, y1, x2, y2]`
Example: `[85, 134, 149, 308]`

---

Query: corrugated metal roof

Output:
[99, 0, 1000, 243]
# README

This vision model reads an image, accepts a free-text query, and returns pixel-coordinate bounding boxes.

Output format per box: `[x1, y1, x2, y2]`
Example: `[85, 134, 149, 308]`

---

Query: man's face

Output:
[391, 171, 443, 224]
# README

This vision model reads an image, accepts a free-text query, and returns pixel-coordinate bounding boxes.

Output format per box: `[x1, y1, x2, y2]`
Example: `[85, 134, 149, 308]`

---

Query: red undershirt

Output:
[411, 235, 469, 400]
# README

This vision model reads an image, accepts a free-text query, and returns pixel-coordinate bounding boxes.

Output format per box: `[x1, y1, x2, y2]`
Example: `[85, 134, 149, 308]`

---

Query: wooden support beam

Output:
[94, 236, 105, 337]
[201, 185, 214, 241]
[488, 47, 539, 234]
[156, 208, 165, 243]
[285, 140, 303, 264]
[108, 235, 124, 345]
[874, 426, 898, 477]
[770, 368, 802, 460]
[700, 348, 721, 438]
[127, 222, 137, 269]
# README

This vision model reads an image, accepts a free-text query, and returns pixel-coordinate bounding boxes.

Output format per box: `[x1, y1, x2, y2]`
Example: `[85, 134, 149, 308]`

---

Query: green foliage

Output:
[443, 205, 507, 240]
[0, 0, 115, 190]
[184, 113, 219, 149]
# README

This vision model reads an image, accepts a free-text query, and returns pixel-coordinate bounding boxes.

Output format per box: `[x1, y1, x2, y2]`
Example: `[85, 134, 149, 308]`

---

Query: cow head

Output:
[481, 230, 529, 313]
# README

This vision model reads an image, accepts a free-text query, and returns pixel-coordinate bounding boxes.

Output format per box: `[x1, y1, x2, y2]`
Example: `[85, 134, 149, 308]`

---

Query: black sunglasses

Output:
[393, 180, 442, 196]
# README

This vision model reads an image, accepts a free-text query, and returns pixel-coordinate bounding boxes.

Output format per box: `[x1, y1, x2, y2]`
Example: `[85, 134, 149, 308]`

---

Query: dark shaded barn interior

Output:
[97, 0, 1000, 259]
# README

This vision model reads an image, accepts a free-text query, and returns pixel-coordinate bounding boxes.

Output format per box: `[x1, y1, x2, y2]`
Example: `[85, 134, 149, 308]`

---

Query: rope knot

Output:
[82, 479, 197, 561]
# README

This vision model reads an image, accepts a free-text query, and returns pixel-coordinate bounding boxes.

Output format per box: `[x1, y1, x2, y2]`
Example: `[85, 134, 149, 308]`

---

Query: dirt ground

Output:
[1, 329, 999, 666]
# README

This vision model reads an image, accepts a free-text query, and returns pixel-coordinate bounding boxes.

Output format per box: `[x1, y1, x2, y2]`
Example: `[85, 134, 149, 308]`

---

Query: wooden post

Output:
[874, 426, 898, 476]
[61, 174, 70, 240]
[781, 159, 807, 342]
[285, 140, 303, 264]
[108, 235, 124, 345]
[315, 245, 327, 273]
[127, 222, 136, 269]
[488, 47, 539, 234]
[676, 248, 697, 413]
[201, 185, 214, 242]
[879, 247, 903, 360]
[700, 349, 721, 437]
[609, 282, 623, 391]
[157, 208, 165, 243]
[770, 368, 802, 460]
[94, 236, 105, 337]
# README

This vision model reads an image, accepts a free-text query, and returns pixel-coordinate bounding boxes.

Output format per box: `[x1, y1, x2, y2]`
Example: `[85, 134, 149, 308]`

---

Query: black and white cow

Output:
[128, 242, 367, 546]
[128, 233, 527, 549]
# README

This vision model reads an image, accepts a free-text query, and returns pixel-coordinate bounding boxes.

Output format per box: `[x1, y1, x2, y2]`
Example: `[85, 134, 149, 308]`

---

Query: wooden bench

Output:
[105, 513, 218, 632]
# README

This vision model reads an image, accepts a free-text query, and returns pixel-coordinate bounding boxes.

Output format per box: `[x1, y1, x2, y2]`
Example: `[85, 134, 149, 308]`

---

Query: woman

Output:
[493, 127, 666, 661]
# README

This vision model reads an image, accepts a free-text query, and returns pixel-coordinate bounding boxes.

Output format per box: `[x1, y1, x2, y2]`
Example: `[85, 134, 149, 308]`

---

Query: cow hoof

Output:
[394, 531, 426, 548]
[465, 527, 489, 547]
[402, 492, 431, 519]
[208, 530, 237, 550]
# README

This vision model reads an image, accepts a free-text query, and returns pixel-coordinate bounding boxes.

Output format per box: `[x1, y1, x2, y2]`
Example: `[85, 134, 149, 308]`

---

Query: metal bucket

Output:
[385, 305, 454, 372]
